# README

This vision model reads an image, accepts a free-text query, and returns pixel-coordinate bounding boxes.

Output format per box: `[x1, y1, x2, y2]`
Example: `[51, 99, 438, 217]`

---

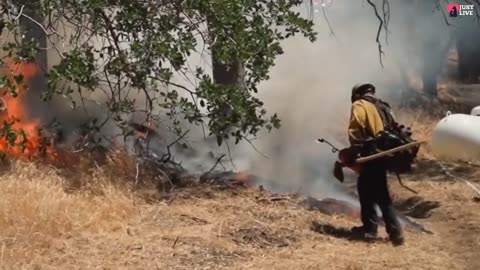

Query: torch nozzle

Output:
[316, 138, 340, 153]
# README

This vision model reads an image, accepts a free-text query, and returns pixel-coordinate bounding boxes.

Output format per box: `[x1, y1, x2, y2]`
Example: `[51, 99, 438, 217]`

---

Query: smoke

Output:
[26, 1, 453, 201]
[108, 0, 453, 202]
[217, 0, 452, 200]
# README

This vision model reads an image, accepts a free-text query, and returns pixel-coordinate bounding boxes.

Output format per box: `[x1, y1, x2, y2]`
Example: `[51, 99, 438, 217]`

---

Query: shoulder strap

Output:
[360, 96, 395, 128]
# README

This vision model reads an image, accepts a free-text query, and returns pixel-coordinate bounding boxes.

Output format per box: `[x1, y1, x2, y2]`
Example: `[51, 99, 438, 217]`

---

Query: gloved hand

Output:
[339, 147, 359, 167]
[400, 125, 413, 137]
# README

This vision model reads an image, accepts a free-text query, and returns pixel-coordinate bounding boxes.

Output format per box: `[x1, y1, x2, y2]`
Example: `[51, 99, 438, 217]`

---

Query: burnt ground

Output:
[1, 159, 479, 270]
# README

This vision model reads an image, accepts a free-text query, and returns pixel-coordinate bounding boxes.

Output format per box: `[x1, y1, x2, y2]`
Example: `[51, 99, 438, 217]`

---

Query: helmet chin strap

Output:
[351, 92, 375, 103]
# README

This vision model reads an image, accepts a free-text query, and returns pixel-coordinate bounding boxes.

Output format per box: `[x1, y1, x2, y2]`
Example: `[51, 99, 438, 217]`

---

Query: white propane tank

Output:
[471, 106, 480, 116]
[431, 113, 480, 161]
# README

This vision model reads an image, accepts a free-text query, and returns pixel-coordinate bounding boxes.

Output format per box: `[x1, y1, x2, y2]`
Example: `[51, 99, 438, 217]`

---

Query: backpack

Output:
[361, 96, 420, 174]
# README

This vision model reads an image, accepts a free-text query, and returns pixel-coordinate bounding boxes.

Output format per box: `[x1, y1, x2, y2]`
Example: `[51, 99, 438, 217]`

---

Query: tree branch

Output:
[160, 130, 190, 163]
[6, 4, 65, 59]
[464, 0, 480, 22]
[200, 154, 226, 181]
[241, 135, 269, 160]
[321, 1, 336, 37]
[366, 0, 385, 68]
[434, 0, 451, 26]
[382, 0, 390, 45]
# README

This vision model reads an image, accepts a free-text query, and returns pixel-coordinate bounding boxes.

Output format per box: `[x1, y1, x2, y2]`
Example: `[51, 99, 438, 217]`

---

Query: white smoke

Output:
[40, 1, 454, 200]
[118, 0, 454, 201]
[213, 0, 452, 199]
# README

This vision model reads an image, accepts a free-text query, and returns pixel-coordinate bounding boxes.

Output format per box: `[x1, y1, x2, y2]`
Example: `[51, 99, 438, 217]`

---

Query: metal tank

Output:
[431, 112, 480, 161]
[471, 106, 480, 116]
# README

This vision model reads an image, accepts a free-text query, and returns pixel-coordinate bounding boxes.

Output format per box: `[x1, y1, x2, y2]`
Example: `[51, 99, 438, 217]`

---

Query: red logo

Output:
[447, 3, 460, 17]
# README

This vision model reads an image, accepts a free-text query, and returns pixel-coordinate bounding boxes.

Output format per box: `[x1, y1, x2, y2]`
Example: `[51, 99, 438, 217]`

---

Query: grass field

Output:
[0, 115, 479, 270]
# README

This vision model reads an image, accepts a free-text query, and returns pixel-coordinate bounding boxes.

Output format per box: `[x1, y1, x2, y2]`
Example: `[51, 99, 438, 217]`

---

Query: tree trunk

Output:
[422, 72, 437, 97]
[211, 43, 245, 89]
[405, 0, 452, 98]
[18, 0, 47, 87]
[17, 1, 48, 117]
[421, 38, 452, 98]
[204, 13, 247, 145]
[206, 12, 246, 122]
[456, 30, 480, 83]
[209, 43, 246, 143]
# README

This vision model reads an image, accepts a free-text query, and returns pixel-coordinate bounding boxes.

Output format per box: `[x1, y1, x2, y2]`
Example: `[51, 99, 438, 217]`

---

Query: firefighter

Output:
[348, 83, 404, 246]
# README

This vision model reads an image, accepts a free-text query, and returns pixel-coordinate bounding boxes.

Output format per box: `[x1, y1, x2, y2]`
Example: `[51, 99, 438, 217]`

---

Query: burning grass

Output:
[0, 61, 56, 160]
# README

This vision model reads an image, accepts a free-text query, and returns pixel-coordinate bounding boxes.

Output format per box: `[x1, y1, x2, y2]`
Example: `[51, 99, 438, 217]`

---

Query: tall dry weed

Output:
[0, 156, 140, 267]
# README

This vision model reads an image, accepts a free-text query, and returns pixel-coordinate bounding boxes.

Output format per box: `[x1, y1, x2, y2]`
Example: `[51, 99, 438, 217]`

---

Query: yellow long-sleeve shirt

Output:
[348, 99, 384, 146]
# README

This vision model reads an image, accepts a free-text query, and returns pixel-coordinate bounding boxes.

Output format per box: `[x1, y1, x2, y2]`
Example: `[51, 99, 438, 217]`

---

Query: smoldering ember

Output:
[0, 1, 479, 269]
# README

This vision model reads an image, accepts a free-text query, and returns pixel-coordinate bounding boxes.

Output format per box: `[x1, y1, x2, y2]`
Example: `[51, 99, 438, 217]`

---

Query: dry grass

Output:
[0, 160, 139, 268]
[0, 155, 478, 269]
[395, 109, 440, 160]
[0, 109, 479, 269]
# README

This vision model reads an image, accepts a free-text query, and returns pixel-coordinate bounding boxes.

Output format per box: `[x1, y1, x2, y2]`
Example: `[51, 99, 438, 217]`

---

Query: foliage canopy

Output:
[0, 0, 317, 149]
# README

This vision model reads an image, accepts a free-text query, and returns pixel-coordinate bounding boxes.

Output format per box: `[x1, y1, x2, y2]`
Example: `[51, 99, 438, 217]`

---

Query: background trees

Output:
[0, 0, 316, 149]
[0, 0, 479, 154]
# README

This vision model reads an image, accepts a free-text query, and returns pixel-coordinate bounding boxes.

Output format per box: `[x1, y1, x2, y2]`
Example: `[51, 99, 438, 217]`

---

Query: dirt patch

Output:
[230, 222, 297, 249]
[301, 197, 360, 219]
[395, 196, 441, 219]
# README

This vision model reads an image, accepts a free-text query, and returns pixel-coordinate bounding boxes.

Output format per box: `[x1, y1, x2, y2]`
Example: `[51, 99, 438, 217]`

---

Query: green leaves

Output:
[0, 118, 27, 153]
[47, 46, 98, 93]
[186, 0, 317, 144]
[0, 74, 23, 98]
[0, 0, 317, 148]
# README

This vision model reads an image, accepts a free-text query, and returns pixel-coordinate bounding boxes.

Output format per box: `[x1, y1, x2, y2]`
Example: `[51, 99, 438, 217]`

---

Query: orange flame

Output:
[230, 172, 254, 186]
[0, 61, 56, 160]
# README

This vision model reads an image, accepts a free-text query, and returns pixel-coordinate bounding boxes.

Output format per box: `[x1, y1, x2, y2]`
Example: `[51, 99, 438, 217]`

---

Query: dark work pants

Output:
[357, 159, 402, 237]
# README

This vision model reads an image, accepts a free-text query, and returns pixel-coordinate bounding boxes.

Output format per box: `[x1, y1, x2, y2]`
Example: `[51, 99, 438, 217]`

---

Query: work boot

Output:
[351, 226, 378, 240]
[389, 233, 405, 246]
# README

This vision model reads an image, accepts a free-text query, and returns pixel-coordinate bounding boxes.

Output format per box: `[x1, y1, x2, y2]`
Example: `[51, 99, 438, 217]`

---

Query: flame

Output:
[230, 172, 254, 186]
[0, 61, 56, 160]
